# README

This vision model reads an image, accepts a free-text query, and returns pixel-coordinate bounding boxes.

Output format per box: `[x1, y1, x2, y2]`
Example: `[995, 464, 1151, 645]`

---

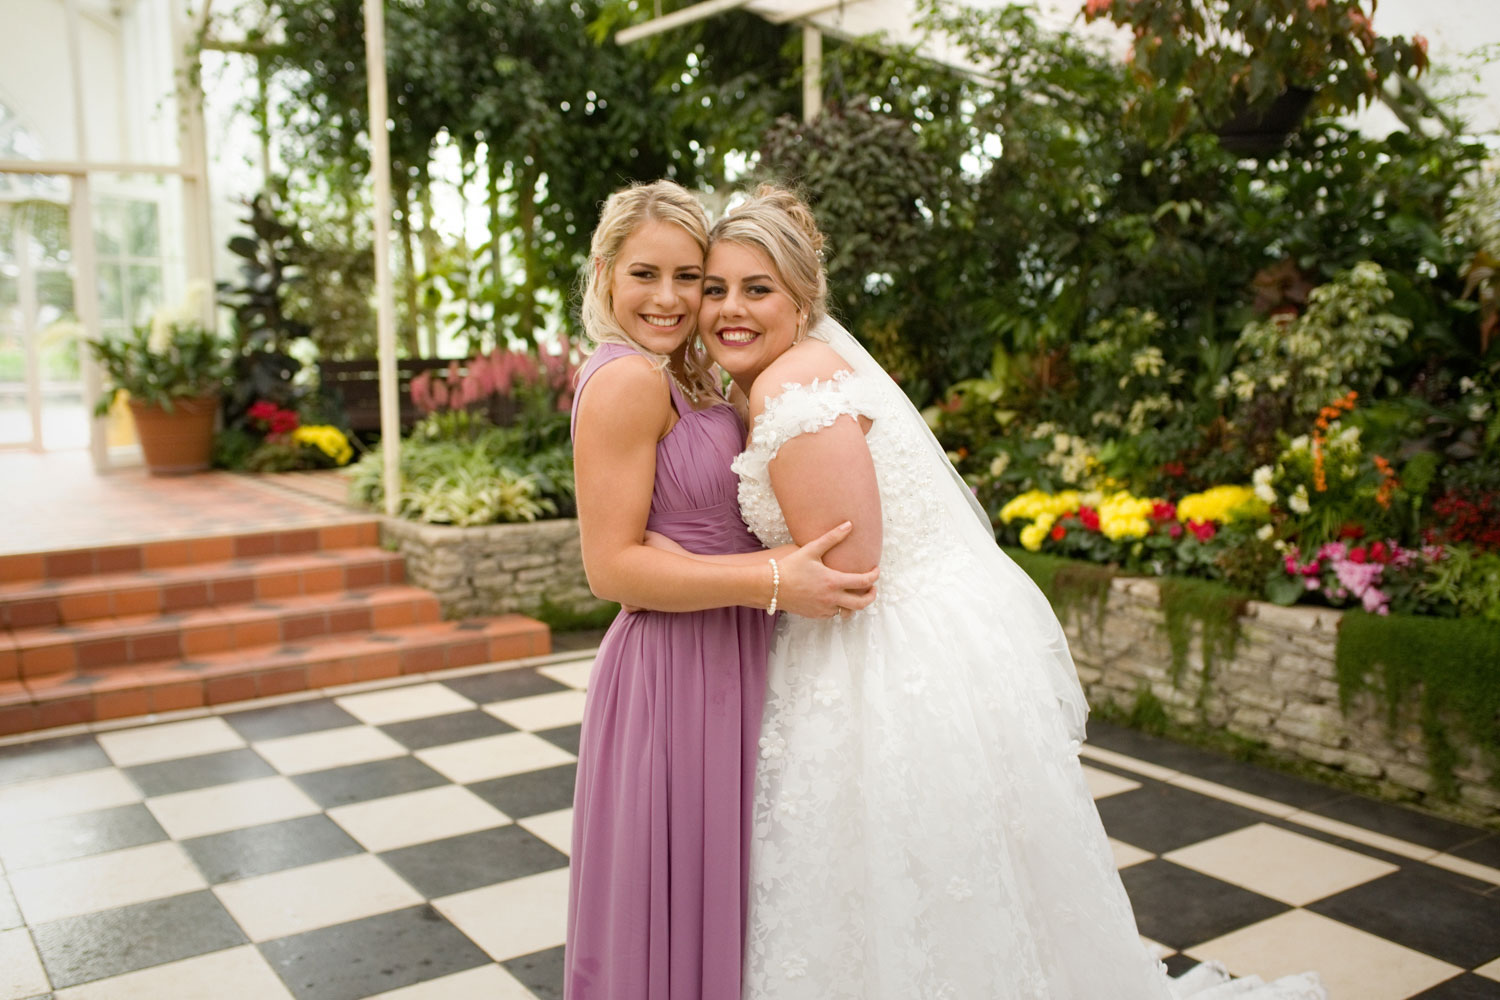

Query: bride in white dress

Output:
[696, 186, 1326, 1000]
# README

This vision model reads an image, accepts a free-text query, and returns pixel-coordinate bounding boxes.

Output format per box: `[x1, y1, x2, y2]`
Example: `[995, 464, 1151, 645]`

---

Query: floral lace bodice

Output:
[730, 371, 976, 604]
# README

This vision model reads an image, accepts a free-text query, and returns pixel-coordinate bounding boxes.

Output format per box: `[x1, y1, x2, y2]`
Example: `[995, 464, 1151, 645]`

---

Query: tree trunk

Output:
[416, 171, 441, 358]
[487, 149, 506, 354]
[515, 155, 541, 347]
[394, 177, 421, 357]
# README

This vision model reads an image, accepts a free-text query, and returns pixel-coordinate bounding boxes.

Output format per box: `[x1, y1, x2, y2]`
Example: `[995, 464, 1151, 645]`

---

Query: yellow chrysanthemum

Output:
[1176, 484, 1266, 524]
[292, 425, 353, 465]
[1019, 522, 1049, 551]
[1098, 491, 1153, 541]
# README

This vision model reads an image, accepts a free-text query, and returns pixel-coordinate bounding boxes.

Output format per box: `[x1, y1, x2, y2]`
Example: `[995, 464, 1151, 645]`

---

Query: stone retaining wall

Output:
[1068, 577, 1498, 825]
[381, 518, 607, 621]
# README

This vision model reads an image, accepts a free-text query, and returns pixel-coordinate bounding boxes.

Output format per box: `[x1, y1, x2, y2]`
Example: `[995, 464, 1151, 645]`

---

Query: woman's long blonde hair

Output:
[578, 180, 717, 399]
[708, 184, 829, 339]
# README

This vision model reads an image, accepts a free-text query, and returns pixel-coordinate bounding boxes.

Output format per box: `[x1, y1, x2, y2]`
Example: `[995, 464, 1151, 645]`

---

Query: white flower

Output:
[147, 312, 172, 354]
[1470, 402, 1491, 421]
[1289, 485, 1310, 515]
[759, 732, 786, 760]
[1256, 524, 1275, 541]
[1266, 372, 1288, 390]
[1460, 376, 1477, 393]
[1288, 435, 1310, 453]
[781, 954, 808, 979]
[813, 678, 841, 707]
[946, 876, 974, 901]
[988, 452, 1011, 478]
[776, 797, 798, 819]
[1336, 425, 1361, 446]
[1252, 465, 1277, 504]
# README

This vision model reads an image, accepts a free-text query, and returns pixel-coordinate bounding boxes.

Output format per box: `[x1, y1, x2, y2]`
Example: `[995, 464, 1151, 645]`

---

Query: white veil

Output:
[809, 315, 1091, 742]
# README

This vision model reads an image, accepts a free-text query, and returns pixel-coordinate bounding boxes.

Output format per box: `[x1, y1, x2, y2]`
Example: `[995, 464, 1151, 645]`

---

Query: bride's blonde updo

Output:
[579, 179, 717, 396]
[710, 184, 829, 336]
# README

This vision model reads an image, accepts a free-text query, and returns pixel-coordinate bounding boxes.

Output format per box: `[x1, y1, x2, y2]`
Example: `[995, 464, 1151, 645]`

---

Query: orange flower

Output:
[1373, 454, 1400, 509]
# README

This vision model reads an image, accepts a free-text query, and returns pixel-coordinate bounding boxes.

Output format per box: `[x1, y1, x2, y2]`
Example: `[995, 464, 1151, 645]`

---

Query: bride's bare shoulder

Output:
[749, 341, 852, 412]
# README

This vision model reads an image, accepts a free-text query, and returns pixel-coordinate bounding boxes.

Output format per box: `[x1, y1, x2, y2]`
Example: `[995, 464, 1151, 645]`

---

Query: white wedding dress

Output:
[731, 341, 1326, 1000]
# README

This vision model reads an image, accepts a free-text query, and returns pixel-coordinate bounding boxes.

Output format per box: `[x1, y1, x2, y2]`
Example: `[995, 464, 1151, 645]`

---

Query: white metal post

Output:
[363, 0, 401, 516]
[803, 24, 822, 122]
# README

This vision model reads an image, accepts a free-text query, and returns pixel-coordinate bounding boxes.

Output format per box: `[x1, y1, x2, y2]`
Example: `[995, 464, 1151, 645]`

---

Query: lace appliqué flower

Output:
[760, 732, 787, 760]
[813, 678, 841, 706]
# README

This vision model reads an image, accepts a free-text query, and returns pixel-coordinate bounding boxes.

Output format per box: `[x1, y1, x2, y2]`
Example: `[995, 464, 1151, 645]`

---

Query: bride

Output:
[692, 186, 1326, 1000]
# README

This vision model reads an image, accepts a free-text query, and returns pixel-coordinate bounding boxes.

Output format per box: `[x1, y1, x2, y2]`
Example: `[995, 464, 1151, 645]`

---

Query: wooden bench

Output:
[319, 358, 459, 436]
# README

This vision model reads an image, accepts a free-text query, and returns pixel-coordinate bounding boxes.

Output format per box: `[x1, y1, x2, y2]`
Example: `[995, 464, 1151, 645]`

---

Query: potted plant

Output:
[89, 289, 232, 475]
[1082, 0, 1431, 150]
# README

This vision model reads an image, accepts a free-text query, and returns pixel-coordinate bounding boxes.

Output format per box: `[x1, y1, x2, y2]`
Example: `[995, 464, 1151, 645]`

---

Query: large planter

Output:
[128, 394, 219, 476]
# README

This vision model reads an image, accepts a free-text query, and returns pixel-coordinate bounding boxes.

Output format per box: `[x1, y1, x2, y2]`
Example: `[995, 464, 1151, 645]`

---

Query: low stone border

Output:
[1068, 577, 1498, 826]
[380, 517, 606, 621]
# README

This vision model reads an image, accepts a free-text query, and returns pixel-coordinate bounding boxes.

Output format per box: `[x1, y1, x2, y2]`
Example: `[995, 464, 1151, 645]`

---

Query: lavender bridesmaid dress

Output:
[565, 342, 775, 1000]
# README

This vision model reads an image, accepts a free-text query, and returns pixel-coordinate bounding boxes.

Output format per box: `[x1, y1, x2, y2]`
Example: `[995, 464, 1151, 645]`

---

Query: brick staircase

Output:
[0, 520, 550, 737]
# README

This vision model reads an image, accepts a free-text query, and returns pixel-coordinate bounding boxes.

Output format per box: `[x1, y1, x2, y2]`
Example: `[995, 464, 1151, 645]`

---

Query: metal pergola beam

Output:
[614, 0, 755, 45]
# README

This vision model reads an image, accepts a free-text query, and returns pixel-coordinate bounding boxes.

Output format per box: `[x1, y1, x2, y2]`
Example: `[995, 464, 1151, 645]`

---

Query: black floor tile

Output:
[1162, 953, 1199, 977]
[31, 890, 246, 989]
[0, 803, 167, 870]
[223, 699, 360, 741]
[1409, 974, 1500, 999]
[379, 709, 515, 751]
[123, 748, 276, 797]
[181, 815, 364, 884]
[1173, 755, 1345, 811]
[535, 724, 581, 757]
[1308, 794, 1485, 853]
[1095, 782, 1264, 855]
[379, 825, 567, 899]
[444, 669, 568, 705]
[291, 756, 449, 809]
[1308, 868, 1500, 969]
[0, 733, 109, 787]
[1087, 721, 1234, 775]
[259, 904, 491, 1000]
[504, 944, 565, 1000]
[1119, 860, 1289, 951]
[1451, 834, 1500, 871]
[467, 764, 577, 819]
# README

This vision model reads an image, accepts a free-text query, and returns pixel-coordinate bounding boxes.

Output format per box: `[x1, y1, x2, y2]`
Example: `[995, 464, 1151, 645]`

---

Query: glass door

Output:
[0, 192, 84, 451]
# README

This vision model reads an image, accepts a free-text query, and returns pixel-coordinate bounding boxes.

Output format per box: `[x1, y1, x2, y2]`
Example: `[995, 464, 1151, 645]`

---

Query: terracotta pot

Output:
[127, 394, 219, 476]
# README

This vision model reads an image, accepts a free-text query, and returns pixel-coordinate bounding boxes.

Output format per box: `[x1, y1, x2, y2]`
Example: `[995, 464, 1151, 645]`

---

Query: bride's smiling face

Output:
[700, 240, 803, 391]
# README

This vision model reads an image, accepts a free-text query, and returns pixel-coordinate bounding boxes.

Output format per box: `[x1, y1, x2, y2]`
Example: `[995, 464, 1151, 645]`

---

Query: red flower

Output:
[1151, 501, 1177, 521]
[248, 401, 279, 421]
[1079, 506, 1100, 531]
[269, 411, 300, 436]
[1369, 540, 1390, 564]
[1160, 461, 1186, 478]
[1349, 546, 1367, 564]
[1187, 520, 1217, 542]
[1337, 523, 1366, 540]
[1168, 522, 1184, 540]
[1051, 524, 1067, 541]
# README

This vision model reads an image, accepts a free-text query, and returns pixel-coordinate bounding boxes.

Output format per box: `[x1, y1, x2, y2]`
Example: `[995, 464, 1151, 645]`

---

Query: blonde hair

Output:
[578, 180, 717, 398]
[709, 184, 828, 336]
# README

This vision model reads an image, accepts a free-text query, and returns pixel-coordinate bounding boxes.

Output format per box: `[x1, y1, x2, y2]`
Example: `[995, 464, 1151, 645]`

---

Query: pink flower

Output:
[1361, 586, 1389, 615]
[1084, 0, 1113, 18]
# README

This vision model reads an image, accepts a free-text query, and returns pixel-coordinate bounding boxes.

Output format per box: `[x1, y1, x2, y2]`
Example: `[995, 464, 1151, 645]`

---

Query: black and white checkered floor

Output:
[1, 651, 1498, 1000]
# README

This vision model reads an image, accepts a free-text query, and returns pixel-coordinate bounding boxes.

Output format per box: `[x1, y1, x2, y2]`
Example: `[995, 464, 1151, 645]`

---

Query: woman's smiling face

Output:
[609, 220, 705, 356]
[700, 240, 803, 392]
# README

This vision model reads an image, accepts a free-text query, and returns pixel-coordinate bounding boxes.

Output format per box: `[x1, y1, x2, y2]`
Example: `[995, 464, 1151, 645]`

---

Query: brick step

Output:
[0, 547, 405, 630]
[0, 520, 381, 585]
[5, 586, 442, 681]
[0, 615, 550, 736]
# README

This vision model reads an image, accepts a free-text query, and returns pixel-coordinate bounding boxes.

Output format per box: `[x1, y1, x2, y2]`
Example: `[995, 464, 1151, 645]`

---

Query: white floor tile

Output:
[0, 927, 49, 1000]
[1168, 773, 1300, 819]
[483, 691, 588, 732]
[53, 944, 294, 1000]
[1475, 956, 1500, 982]
[365, 964, 537, 999]
[8, 841, 205, 924]
[1082, 765, 1141, 800]
[435, 868, 569, 962]
[1109, 838, 1154, 870]
[1185, 909, 1462, 1000]
[415, 732, 575, 785]
[335, 683, 477, 726]
[251, 726, 407, 775]
[96, 717, 245, 767]
[518, 808, 573, 856]
[1078, 744, 1181, 782]
[1165, 823, 1398, 906]
[0, 768, 140, 825]
[328, 786, 509, 853]
[1428, 852, 1500, 889]
[146, 775, 319, 840]
[538, 658, 594, 690]
[214, 853, 423, 942]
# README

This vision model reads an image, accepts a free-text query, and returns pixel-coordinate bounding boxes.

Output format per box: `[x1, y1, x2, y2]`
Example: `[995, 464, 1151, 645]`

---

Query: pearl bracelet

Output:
[766, 557, 780, 615]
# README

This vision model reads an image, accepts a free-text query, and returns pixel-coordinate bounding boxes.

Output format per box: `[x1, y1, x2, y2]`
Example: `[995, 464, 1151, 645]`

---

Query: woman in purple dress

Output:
[564, 180, 878, 1000]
